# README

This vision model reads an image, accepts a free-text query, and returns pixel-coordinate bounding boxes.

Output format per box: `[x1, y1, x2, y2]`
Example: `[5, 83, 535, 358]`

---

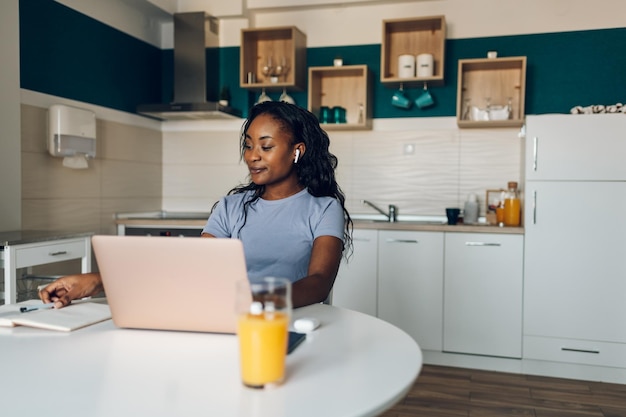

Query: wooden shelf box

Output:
[380, 15, 446, 86]
[456, 56, 527, 128]
[308, 65, 372, 131]
[240, 26, 307, 91]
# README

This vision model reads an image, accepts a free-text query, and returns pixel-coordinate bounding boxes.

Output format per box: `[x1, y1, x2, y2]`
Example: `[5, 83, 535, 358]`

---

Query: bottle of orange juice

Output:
[503, 181, 521, 226]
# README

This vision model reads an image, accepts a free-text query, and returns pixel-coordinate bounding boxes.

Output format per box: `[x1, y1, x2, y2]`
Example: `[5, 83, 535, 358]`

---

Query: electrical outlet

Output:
[403, 143, 415, 155]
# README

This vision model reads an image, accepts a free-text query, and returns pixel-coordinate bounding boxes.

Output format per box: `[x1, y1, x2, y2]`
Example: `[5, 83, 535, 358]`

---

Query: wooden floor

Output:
[379, 365, 626, 417]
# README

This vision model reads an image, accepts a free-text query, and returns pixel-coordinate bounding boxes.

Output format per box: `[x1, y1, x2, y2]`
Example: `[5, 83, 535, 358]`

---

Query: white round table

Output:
[0, 303, 422, 417]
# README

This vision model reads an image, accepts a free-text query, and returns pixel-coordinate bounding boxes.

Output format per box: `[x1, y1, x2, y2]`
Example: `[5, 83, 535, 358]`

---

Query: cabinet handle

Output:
[561, 347, 600, 355]
[49, 251, 68, 256]
[464, 242, 501, 247]
[385, 239, 419, 244]
[533, 136, 538, 171]
[532, 190, 537, 225]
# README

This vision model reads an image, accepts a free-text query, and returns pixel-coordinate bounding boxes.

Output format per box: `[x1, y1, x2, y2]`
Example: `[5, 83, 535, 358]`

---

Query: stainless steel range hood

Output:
[137, 12, 241, 121]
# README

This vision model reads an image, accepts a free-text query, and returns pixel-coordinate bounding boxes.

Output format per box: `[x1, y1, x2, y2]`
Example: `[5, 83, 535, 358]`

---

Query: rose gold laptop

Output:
[92, 235, 250, 333]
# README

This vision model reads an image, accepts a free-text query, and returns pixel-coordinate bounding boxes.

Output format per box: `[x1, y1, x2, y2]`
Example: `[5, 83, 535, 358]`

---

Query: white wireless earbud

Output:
[294, 149, 300, 163]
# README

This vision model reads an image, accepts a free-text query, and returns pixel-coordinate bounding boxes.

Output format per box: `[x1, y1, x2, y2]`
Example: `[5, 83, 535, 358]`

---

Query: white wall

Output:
[57, 0, 626, 47]
[246, 0, 626, 47]
[0, 0, 21, 231]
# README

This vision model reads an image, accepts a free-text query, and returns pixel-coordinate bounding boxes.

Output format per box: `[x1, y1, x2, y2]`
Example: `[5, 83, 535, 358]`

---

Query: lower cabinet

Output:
[378, 230, 444, 351]
[332, 229, 378, 316]
[443, 233, 524, 358]
[334, 229, 523, 358]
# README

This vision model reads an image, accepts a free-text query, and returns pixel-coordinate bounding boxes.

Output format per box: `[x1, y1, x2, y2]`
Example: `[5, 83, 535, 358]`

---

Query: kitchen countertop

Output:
[115, 212, 523, 234]
[352, 220, 523, 234]
[0, 230, 95, 248]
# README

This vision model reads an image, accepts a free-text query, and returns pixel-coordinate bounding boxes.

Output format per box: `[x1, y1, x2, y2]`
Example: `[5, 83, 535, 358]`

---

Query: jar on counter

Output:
[463, 193, 479, 224]
[503, 181, 521, 226]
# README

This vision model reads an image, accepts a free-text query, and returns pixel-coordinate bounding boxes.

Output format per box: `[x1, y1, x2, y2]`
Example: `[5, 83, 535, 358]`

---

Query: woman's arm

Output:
[292, 235, 343, 308]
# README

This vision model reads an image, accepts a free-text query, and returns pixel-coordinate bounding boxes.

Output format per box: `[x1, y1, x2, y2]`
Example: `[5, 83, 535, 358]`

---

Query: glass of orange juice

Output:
[236, 277, 292, 389]
[495, 205, 505, 226]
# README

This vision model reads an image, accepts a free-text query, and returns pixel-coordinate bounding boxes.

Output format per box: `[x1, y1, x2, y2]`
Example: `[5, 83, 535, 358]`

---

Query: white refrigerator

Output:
[523, 114, 626, 369]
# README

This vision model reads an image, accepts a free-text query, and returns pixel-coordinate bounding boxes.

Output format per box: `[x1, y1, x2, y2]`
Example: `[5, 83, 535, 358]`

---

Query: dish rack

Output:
[0, 275, 59, 304]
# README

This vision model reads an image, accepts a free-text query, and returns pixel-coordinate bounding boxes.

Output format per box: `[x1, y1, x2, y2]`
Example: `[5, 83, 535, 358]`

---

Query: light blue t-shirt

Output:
[202, 189, 345, 283]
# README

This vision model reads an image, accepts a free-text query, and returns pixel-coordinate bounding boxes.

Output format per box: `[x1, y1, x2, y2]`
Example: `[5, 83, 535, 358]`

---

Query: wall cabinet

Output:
[380, 16, 446, 86]
[308, 65, 372, 130]
[377, 230, 444, 351]
[456, 56, 526, 128]
[240, 26, 307, 91]
[332, 229, 378, 316]
[443, 233, 523, 358]
[523, 115, 626, 367]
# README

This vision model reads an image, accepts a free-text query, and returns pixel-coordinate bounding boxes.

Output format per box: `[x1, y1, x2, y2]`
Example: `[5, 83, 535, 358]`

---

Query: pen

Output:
[20, 303, 55, 313]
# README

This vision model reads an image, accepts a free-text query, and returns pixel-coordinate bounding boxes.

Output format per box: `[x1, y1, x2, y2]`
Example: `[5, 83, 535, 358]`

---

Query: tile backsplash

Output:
[162, 121, 523, 219]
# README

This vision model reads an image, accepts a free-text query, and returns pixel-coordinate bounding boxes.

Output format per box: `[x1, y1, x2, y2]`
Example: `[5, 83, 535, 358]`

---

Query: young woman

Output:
[40, 101, 353, 309]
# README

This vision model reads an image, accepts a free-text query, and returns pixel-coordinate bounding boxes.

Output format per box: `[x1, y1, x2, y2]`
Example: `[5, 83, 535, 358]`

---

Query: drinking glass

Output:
[257, 88, 272, 104]
[279, 88, 295, 104]
[236, 277, 292, 389]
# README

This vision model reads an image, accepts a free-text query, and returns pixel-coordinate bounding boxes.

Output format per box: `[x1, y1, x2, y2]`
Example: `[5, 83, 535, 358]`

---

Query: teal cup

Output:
[332, 106, 346, 123]
[391, 89, 412, 109]
[319, 106, 333, 123]
[415, 90, 435, 109]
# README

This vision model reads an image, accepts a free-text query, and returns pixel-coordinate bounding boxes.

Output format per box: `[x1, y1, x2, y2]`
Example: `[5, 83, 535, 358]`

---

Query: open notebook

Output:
[0, 298, 111, 331]
[92, 235, 251, 334]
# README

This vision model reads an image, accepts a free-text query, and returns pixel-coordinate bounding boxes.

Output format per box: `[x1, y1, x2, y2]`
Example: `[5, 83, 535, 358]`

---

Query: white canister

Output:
[416, 53, 434, 77]
[397, 54, 415, 78]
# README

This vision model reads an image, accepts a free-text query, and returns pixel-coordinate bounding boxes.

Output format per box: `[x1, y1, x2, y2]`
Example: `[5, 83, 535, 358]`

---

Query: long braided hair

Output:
[224, 101, 353, 255]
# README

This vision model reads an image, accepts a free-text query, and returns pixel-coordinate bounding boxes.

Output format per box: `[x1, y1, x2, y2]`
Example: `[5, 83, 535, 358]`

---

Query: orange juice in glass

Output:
[236, 277, 291, 389]
[495, 206, 505, 226]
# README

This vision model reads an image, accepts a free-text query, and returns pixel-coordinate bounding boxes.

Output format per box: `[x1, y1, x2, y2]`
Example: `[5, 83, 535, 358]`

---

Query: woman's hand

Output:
[39, 273, 104, 309]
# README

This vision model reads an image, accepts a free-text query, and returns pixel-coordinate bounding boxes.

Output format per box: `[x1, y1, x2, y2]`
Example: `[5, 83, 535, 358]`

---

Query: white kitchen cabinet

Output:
[331, 229, 378, 316]
[524, 182, 626, 343]
[523, 114, 626, 366]
[525, 114, 626, 181]
[443, 232, 523, 358]
[377, 230, 444, 351]
[1, 233, 92, 304]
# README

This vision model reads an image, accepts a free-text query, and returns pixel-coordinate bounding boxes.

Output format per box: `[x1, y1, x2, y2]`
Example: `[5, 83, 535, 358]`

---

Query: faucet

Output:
[362, 200, 398, 223]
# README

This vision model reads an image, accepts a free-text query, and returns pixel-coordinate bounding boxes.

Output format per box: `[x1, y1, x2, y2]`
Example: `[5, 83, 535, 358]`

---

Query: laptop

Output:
[92, 235, 251, 334]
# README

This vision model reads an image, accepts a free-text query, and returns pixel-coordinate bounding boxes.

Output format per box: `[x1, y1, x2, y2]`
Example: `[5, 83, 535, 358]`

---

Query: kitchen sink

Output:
[355, 219, 447, 225]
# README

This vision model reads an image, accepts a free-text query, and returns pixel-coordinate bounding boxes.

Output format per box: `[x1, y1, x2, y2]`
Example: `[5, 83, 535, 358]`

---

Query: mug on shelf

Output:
[332, 106, 347, 123]
[319, 106, 333, 123]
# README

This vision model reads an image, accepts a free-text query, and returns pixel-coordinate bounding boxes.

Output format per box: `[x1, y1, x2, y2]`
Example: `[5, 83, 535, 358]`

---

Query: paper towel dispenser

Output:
[48, 104, 96, 169]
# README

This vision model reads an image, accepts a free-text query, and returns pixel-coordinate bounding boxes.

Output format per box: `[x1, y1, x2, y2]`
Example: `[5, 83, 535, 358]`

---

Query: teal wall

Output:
[20, 0, 161, 113]
[20, 0, 626, 120]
